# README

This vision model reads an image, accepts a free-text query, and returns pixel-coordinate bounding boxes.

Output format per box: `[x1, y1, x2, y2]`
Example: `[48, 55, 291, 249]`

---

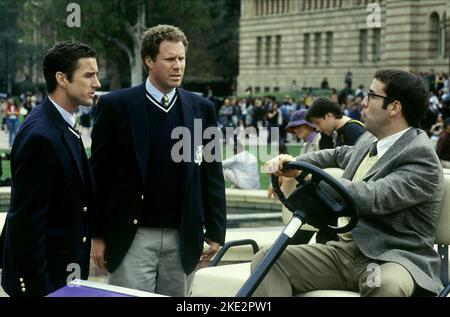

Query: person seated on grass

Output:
[222, 142, 260, 189]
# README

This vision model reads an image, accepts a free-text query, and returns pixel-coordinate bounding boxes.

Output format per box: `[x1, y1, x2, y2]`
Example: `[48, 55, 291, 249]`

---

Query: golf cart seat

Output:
[190, 168, 450, 297]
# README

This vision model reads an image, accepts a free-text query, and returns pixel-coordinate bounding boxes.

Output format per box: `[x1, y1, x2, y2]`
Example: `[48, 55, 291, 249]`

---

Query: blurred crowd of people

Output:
[0, 91, 95, 147]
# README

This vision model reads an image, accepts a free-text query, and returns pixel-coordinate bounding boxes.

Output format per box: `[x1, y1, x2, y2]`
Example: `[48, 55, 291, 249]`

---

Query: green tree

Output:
[18, 0, 239, 91]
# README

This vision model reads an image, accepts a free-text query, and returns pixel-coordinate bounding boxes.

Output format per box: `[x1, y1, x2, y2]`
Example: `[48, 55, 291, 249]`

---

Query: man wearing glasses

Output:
[258, 69, 444, 297]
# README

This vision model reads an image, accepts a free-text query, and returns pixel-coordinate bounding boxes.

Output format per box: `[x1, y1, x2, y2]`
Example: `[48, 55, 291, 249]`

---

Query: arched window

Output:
[429, 12, 441, 58]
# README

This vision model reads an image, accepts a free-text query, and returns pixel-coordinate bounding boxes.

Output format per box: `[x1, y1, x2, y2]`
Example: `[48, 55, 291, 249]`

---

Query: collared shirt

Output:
[48, 96, 76, 128]
[145, 78, 176, 104]
[374, 127, 411, 159]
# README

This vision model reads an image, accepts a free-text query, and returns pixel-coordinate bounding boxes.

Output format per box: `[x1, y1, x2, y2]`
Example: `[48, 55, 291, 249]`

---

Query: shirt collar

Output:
[145, 78, 176, 103]
[375, 127, 411, 159]
[48, 97, 76, 128]
[305, 130, 318, 143]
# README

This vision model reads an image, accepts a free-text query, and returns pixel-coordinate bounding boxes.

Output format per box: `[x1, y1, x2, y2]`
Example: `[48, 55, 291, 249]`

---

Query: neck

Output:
[148, 77, 172, 94]
[49, 91, 77, 114]
[335, 116, 351, 130]
[374, 120, 410, 140]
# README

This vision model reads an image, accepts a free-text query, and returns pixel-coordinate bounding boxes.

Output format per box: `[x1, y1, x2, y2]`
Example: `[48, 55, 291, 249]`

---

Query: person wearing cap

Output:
[285, 109, 321, 155]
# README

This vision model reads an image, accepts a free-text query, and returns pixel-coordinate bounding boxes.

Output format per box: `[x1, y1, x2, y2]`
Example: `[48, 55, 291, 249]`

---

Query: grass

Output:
[222, 143, 302, 189]
[0, 144, 302, 190]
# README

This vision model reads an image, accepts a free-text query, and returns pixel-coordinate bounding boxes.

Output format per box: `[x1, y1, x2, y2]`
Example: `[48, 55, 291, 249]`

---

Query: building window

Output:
[274, 87, 280, 93]
[372, 28, 381, 62]
[256, 36, 262, 65]
[359, 29, 368, 63]
[314, 32, 322, 64]
[275, 35, 282, 65]
[326, 32, 333, 64]
[255, 87, 261, 94]
[304, 33, 310, 64]
[265, 36, 272, 65]
[429, 12, 440, 58]
[264, 87, 270, 93]
[255, 0, 260, 16]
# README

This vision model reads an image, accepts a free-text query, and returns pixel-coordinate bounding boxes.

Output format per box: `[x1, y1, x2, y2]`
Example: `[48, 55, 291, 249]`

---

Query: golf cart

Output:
[190, 163, 450, 297]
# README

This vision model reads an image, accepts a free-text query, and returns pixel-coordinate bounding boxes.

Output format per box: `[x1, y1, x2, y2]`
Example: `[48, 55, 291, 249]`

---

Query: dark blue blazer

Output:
[90, 84, 226, 274]
[0, 98, 93, 297]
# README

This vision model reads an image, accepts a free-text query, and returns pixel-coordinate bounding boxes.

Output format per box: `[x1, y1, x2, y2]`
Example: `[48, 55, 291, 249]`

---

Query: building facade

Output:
[238, 0, 450, 94]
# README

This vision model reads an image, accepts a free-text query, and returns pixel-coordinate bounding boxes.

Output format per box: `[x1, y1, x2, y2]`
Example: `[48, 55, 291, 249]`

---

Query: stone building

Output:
[238, 0, 450, 94]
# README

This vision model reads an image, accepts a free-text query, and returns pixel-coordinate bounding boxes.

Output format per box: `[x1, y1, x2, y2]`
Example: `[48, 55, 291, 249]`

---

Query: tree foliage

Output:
[14, 0, 239, 93]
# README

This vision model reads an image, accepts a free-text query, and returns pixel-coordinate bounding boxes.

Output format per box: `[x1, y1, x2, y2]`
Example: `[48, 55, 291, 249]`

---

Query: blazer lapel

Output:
[42, 99, 85, 184]
[343, 134, 375, 179]
[63, 129, 85, 184]
[178, 89, 196, 190]
[128, 84, 150, 187]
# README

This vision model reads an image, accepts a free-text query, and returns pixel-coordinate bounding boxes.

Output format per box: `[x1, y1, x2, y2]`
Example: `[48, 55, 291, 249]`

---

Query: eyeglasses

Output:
[366, 90, 396, 103]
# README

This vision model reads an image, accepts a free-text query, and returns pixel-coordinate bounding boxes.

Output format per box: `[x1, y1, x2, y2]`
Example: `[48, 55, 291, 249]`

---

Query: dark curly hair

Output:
[140, 25, 188, 73]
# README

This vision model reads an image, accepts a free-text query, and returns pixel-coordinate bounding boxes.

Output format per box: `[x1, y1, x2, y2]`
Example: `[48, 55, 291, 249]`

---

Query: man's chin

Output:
[80, 98, 94, 107]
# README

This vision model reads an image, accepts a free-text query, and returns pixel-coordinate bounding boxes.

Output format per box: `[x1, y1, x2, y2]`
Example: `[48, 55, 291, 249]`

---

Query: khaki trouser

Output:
[251, 240, 415, 297]
[109, 227, 190, 296]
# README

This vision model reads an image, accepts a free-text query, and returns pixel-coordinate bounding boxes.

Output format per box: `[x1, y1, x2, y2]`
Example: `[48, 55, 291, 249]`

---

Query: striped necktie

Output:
[161, 95, 169, 108]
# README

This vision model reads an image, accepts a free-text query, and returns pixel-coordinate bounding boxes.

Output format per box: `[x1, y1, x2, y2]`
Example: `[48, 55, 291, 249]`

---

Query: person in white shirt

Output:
[222, 142, 260, 189]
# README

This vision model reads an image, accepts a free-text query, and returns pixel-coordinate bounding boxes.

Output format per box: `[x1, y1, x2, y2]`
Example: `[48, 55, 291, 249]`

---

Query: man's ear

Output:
[389, 100, 402, 117]
[55, 71, 68, 88]
[325, 112, 333, 120]
[145, 56, 154, 71]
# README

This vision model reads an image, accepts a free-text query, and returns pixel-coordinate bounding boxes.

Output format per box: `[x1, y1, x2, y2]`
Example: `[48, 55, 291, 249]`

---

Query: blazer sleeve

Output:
[339, 147, 443, 216]
[89, 96, 115, 238]
[200, 100, 226, 245]
[6, 134, 56, 296]
[296, 145, 355, 169]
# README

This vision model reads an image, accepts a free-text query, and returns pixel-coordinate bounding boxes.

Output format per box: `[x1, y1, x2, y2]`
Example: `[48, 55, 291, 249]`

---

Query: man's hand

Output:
[267, 176, 284, 199]
[91, 238, 107, 271]
[264, 154, 300, 178]
[200, 238, 220, 263]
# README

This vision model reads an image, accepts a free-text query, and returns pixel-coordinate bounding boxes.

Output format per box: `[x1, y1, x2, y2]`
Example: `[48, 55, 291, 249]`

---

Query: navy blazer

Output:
[0, 98, 93, 297]
[90, 84, 226, 274]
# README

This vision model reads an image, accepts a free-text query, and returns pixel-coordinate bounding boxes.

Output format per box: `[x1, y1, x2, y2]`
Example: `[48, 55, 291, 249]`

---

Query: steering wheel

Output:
[271, 161, 357, 233]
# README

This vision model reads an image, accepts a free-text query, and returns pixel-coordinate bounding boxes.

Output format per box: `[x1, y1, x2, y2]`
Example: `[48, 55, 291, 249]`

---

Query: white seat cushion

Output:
[0, 212, 6, 232]
[190, 263, 251, 297]
[297, 290, 360, 297]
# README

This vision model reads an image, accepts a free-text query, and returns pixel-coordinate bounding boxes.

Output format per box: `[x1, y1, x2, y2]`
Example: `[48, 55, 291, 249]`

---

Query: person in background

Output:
[222, 142, 260, 190]
[5, 98, 20, 147]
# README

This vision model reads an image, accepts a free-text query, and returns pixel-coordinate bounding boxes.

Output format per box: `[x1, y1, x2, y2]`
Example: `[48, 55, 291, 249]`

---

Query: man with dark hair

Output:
[89, 25, 226, 296]
[259, 69, 444, 297]
[306, 98, 366, 149]
[0, 41, 100, 296]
